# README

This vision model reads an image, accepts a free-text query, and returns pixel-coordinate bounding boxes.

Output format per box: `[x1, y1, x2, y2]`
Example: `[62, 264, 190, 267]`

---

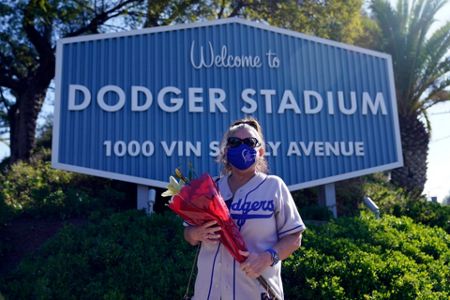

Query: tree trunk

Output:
[390, 114, 429, 197]
[9, 88, 47, 164]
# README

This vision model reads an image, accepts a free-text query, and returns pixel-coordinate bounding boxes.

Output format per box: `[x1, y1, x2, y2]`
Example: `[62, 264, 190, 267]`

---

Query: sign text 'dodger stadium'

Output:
[53, 19, 403, 190]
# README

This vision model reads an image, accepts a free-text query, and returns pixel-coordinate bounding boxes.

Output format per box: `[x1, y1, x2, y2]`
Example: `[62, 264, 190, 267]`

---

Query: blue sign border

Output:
[52, 18, 403, 191]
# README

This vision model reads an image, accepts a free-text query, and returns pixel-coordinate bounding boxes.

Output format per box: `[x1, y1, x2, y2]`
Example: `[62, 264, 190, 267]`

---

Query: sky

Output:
[424, 101, 450, 202]
[1, 1, 449, 203]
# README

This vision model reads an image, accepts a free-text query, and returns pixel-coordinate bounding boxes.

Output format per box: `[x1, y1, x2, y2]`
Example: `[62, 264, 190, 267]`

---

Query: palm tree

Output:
[371, 0, 450, 196]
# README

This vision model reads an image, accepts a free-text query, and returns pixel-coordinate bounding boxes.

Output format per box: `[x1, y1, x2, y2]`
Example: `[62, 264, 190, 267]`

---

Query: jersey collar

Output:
[219, 172, 267, 200]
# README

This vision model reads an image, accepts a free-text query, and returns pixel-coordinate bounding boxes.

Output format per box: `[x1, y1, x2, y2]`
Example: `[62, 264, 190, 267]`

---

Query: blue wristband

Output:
[266, 248, 279, 266]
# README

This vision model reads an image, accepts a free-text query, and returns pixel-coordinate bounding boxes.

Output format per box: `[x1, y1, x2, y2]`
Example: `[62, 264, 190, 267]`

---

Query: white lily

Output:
[161, 176, 185, 197]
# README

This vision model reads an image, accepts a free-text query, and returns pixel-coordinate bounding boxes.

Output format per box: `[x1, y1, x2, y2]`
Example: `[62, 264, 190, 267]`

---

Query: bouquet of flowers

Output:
[162, 168, 280, 300]
[162, 170, 247, 262]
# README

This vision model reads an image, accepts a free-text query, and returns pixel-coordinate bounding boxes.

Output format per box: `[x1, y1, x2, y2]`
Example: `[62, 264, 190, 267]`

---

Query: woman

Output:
[184, 117, 305, 300]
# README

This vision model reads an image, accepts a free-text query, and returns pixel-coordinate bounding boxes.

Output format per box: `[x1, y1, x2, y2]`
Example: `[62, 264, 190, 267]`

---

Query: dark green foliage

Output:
[0, 193, 15, 257]
[293, 178, 365, 219]
[31, 118, 53, 162]
[292, 187, 328, 220]
[0, 160, 132, 220]
[395, 199, 450, 233]
[364, 177, 450, 233]
[299, 205, 333, 221]
[1, 211, 196, 300]
[1, 211, 448, 299]
[0, 160, 448, 299]
[244, 0, 365, 44]
[284, 213, 450, 300]
[0, 193, 14, 227]
[335, 178, 365, 217]
[292, 186, 320, 208]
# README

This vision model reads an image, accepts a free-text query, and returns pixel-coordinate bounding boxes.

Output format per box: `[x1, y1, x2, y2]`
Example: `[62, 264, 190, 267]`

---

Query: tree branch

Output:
[65, 11, 107, 36]
[228, 0, 246, 18]
[0, 33, 32, 86]
[67, 0, 144, 37]
[0, 73, 20, 91]
[22, 2, 53, 61]
[164, 0, 202, 25]
[218, 0, 226, 19]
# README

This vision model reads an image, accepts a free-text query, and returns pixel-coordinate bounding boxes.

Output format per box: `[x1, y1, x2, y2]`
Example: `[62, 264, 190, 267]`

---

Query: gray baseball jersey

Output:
[192, 172, 306, 300]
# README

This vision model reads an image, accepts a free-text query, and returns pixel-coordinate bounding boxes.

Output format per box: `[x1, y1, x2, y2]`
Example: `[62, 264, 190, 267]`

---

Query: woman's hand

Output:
[184, 220, 221, 246]
[238, 250, 272, 279]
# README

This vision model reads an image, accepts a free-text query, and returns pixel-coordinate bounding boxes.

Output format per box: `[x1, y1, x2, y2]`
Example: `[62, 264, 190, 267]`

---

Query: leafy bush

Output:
[0, 161, 132, 219]
[300, 205, 333, 221]
[1, 211, 448, 300]
[364, 179, 450, 233]
[0, 193, 15, 258]
[335, 178, 365, 217]
[0, 193, 14, 227]
[397, 199, 450, 233]
[292, 186, 320, 208]
[1, 211, 196, 300]
[284, 213, 450, 299]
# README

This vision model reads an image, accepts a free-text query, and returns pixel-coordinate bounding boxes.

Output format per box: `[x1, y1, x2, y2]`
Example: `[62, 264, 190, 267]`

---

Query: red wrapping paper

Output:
[168, 173, 247, 262]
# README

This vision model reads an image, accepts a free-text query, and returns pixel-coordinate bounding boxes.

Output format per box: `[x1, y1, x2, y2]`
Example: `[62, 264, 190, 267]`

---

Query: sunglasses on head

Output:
[227, 137, 261, 148]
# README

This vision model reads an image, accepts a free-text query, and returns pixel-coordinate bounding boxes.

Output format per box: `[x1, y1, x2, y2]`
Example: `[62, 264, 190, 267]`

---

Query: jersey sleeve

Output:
[275, 178, 306, 239]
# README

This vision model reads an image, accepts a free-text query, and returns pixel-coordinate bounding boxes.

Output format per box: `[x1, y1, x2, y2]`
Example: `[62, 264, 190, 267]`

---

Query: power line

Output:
[430, 111, 450, 115]
[431, 134, 450, 143]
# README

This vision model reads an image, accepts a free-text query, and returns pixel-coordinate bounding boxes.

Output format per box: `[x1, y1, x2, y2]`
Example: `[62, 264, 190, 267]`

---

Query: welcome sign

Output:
[52, 18, 403, 190]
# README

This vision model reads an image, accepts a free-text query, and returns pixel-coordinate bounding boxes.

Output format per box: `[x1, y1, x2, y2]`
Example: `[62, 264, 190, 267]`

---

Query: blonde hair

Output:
[218, 117, 268, 174]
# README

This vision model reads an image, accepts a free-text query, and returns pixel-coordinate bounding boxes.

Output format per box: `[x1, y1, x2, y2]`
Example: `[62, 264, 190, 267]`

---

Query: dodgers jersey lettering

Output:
[192, 172, 306, 300]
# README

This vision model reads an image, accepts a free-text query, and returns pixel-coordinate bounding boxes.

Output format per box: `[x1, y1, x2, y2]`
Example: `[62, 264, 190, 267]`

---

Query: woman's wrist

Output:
[262, 251, 273, 267]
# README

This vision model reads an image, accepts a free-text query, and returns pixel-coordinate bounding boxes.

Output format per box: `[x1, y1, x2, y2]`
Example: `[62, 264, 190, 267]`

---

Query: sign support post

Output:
[325, 183, 337, 218]
[137, 185, 156, 215]
[318, 183, 337, 218]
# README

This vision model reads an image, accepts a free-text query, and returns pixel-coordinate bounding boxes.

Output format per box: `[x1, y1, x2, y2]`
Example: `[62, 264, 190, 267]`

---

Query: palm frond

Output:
[422, 75, 450, 108]
[418, 105, 432, 132]
[371, 0, 450, 116]
[415, 22, 450, 96]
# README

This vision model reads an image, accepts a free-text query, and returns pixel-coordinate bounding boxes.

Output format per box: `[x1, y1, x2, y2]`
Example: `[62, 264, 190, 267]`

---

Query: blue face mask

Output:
[226, 144, 257, 170]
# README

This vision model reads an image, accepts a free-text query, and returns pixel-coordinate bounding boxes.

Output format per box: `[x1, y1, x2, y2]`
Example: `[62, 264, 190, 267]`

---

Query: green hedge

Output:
[0, 193, 14, 227]
[1, 211, 196, 300]
[284, 213, 450, 299]
[1, 211, 448, 299]
[0, 193, 15, 258]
